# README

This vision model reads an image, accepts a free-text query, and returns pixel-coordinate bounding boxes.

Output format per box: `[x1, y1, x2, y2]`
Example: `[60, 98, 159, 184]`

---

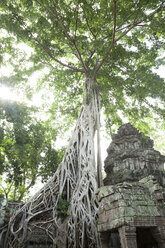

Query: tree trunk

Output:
[6, 75, 101, 248]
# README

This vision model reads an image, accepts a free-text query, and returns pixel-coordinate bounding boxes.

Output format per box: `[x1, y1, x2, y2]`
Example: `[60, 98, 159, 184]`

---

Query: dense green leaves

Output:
[0, 99, 64, 200]
[1, 0, 164, 72]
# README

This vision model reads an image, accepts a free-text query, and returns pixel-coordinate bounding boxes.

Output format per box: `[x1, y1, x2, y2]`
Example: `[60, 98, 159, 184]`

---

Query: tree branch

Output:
[35, 0, 73, 42]
[72, 40, 89, 73]
[142, 1, 165, 23]
[134, 0, 142, 23]
[50, 0, 88, 73]
[94, 0, 117, 73]
[35, 38, 85, 72]
[116, 0, 145, 33]
[116, 1, 165, 42]
[5, 2, 85, 73]
[115, 23, 136, 42]
[74, 2, 79, 39]
[116, 2, 141, 34]
[83, 10, 97, 39]
[94, 0, 165, 73]
[116, 23, 133, 33]
[87, 50, 96, 66]
[35, 0, 80, 63]
[18, 176, 36, 202]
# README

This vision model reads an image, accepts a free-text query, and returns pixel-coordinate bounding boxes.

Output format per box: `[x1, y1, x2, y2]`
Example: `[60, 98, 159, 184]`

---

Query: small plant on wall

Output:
[55, 195, 71, 217]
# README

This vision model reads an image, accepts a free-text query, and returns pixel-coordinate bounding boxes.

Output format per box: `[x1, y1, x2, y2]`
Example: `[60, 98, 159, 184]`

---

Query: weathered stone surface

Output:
[25, 228, 53, 247]
[104, 123, 165, 186]
[98, 182, 161, 231]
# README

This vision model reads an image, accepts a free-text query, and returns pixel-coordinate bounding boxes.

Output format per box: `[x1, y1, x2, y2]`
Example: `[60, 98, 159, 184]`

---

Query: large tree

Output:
[0, 0, 165, 247]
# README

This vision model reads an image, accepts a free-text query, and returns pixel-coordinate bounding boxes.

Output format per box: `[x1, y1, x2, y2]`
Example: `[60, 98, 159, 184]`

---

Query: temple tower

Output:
[98, 123, 165, 248]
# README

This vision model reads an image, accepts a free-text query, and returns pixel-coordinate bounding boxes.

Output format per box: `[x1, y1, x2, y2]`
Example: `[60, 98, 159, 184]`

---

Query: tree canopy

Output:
[0, 0, 164, 132]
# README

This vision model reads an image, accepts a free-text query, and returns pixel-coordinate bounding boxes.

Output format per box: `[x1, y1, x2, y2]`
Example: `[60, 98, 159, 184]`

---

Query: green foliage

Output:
[39, 146, 65, 183]
[55, 195, 70, 217]
[0, 99, 64, 201]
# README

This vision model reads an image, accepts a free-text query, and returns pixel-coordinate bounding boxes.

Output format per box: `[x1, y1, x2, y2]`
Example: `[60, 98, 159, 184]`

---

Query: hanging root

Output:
[6, 78, 101, 248]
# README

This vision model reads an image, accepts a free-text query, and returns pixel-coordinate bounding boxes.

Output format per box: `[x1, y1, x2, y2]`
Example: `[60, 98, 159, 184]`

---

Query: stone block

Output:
[98, 212, 109, 224]
[98, 186, 115, 200]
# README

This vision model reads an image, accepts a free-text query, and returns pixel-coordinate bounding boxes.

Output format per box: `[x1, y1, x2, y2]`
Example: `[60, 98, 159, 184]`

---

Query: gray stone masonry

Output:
[98, 123, 165, 248]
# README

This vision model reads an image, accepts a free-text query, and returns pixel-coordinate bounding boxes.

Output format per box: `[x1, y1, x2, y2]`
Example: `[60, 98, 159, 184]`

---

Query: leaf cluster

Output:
[0, 99, 64, 201]
[55, 194, 70, 217]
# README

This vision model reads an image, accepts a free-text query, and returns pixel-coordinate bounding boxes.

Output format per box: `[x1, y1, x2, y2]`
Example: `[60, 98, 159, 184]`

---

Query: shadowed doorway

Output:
[136, 228, 158, 248]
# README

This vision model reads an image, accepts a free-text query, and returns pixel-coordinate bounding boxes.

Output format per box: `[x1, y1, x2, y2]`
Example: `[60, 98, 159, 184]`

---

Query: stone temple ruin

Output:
[98, 123, 165, 248]
[1, 123, 165, 247]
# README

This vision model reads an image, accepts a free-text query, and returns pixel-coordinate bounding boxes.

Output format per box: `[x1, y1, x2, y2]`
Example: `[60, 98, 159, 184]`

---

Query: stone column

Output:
[152, 226, 165, 248]
[119, 226, 137, 248]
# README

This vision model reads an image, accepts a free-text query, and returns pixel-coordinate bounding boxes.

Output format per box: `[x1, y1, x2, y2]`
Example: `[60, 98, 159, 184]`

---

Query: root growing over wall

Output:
[6, 77, 101, 248]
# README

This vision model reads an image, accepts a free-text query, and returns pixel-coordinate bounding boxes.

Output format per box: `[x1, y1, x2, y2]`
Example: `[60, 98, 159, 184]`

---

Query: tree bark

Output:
[6, 75, 101, 248]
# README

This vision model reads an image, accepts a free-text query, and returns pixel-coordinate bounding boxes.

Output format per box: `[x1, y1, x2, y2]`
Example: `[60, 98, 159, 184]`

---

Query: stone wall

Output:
[98, 123, 165, 248]
[98, 180, 162, 232]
